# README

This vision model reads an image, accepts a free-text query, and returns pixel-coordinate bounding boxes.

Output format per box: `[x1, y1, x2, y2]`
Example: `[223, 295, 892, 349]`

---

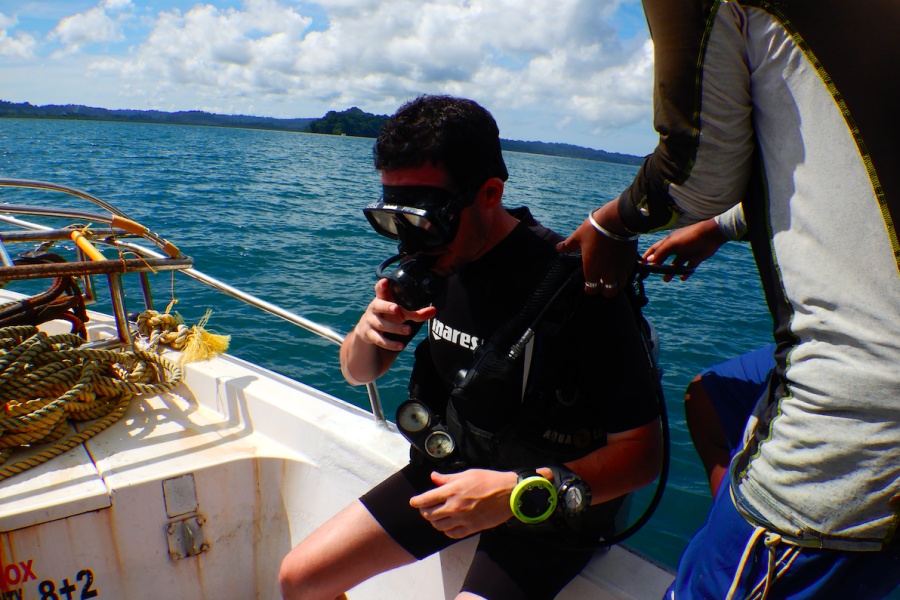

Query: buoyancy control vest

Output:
[405, 207, 659, 473]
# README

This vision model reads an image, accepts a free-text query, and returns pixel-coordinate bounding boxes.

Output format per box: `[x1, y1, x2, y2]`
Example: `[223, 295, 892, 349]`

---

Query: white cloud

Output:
[87, 0, 652, 136]
[0, 12, 17, 31]
[0, 30, 38, 60]
[103, 0, 134, 11]
[0, 12, 37, 60]
[49, 2, 129, 57]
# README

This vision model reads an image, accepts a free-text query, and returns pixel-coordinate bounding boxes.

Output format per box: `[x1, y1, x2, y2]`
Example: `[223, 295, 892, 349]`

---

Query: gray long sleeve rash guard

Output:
[621, 0, 900, 549]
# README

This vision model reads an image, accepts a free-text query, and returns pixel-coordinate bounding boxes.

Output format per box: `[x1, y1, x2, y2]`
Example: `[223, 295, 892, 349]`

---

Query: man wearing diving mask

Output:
[279, 95, 662, 600]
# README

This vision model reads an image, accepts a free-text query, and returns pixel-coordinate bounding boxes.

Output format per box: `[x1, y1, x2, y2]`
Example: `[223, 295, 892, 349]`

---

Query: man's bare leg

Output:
[684, 374, 731, 498]
[279, 500, 417, 600]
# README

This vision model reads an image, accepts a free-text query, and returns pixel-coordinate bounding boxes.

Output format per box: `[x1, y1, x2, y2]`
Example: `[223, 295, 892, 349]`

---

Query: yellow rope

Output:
[136, 308, 229, 364]
[0, 326, 183, 481]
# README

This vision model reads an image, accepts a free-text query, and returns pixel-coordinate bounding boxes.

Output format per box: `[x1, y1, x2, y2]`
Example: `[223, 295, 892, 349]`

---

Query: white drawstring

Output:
[759, 532, 783, 600]
[724, 526, 799, 600]
[725, 526, 767, 600]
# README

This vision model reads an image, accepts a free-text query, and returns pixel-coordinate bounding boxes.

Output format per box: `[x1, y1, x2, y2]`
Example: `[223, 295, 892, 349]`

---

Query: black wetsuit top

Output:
[409, 219, 659, 465]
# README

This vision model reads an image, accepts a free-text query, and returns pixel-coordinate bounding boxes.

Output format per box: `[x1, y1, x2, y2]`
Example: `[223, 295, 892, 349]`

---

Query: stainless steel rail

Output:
[0, 210, 387, 424]
[0, 203, 119, 225]
[0, 179, 130, 218]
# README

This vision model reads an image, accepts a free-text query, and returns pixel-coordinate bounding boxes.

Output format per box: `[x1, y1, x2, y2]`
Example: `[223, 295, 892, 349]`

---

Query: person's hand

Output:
[557, 202, 637, 297]
[354, 278, 436, 352]
[642, 218, 728, 282]
[409, 469, 517, 539]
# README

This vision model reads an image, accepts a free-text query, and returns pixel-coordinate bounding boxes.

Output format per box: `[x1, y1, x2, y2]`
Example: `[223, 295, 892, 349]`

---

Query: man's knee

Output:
[684, 374, 705, 409]
[278, 543, 341, 600]
[684, 374, 712, 435]
[278, 546, 313, 599]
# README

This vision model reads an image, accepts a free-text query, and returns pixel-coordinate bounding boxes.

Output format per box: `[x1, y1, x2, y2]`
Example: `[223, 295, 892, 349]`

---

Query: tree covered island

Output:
[1, 101, 643, 166]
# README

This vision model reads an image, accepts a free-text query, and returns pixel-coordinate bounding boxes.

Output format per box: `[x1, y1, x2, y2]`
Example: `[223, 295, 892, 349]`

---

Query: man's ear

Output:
[477, 177, 505, 208]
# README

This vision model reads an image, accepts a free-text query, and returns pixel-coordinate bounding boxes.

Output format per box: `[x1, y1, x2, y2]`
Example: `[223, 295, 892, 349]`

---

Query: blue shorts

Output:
[671, 345, 900, 599]
[666, 482, 900, 600]
[700, 344, 775, 452]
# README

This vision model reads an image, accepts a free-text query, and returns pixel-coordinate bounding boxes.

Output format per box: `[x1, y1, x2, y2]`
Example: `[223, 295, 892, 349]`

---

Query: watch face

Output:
[424, 431, 455, 458]
[519, 485, 554, 519]
[564, 487, 584, 512]
[560, 479, 591, 517]
[397, 402, 431, 433]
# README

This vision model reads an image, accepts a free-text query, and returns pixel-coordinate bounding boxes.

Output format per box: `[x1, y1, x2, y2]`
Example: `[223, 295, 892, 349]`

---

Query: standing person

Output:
[278, 95, 663, 600]
[559, 1, 900, 598]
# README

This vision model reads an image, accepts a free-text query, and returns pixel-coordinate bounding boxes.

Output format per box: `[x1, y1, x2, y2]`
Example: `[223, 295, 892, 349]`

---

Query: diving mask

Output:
[364, 185, 476, 254]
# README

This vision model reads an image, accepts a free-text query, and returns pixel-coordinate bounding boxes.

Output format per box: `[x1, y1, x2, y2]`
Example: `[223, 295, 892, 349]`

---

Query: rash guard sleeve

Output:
[618, 0, 755, 234]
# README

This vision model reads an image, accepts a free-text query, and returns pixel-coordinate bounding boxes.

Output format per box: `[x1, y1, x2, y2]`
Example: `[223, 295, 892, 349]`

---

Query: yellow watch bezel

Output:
[510, 475, 557, 523]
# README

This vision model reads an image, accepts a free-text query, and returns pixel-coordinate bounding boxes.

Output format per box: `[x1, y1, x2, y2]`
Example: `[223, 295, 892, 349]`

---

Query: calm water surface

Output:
[0, 118, 774, 571]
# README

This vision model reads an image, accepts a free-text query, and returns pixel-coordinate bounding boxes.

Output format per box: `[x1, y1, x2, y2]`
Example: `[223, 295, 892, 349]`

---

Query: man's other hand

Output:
[357, 278, 436, 352]
[557, 201, 637, 297]
[409, 469, 517, 539]
[642, 218, 728, 282]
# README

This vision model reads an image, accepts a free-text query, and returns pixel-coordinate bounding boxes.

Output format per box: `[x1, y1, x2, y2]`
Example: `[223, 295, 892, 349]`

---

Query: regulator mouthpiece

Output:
[375, 253, 445, 311]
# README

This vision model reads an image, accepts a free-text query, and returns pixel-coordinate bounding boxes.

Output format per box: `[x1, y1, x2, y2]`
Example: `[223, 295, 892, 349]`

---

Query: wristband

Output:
[510, 469, 557, 524]
[588, 210, 640, 242]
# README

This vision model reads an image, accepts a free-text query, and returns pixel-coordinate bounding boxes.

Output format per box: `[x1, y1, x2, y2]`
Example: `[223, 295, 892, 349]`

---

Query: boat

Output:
[0, 179, 674, 599]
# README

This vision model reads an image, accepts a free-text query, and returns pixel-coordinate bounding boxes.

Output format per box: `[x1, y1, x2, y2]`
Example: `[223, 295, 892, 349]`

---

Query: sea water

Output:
[0, 118, 776, 571]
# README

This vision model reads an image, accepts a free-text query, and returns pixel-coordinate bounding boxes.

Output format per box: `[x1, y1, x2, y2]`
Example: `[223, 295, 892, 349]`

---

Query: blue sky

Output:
[0, 0, 658, 155]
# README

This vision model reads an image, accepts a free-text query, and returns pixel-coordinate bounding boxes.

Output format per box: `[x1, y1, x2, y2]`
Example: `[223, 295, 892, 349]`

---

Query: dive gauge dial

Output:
[397, 401, 431, 433]
[424, 430, 455, 458]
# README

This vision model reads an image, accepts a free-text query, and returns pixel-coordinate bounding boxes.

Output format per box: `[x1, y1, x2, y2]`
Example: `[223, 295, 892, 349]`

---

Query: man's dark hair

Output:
[374, 95, 509, 190]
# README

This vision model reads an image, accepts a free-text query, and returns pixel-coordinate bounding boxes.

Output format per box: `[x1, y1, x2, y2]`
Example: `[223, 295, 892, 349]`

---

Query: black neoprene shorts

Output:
[359, 462, 597, 600]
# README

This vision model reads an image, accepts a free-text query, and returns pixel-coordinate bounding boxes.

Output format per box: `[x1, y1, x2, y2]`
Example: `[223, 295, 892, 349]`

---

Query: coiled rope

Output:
[0, 324, 183, 481]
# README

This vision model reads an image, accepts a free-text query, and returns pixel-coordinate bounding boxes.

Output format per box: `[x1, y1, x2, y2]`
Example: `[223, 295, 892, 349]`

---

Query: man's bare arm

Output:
[565, 418, 663, 505]
[340, 278, 436, 385]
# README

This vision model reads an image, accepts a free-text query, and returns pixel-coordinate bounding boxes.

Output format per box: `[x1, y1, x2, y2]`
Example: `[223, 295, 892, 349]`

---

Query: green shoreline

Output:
[1, 100, 644, 167]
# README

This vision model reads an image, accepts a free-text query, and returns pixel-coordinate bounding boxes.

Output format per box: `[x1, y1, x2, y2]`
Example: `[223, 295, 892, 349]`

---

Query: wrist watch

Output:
[510, 469, 557, 523]
[548, 466, 592, 518]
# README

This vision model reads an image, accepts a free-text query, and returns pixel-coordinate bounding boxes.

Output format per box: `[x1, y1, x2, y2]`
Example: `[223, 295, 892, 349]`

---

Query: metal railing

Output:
[0, 179, 386, 424]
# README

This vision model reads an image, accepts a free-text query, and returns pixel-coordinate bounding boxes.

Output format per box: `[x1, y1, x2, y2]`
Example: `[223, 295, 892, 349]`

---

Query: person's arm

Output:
[642, 203, 746, 281]
[340, 278, 436, 385]
[560, 0, 754, 295]
[406, 420, 662, 539]
[642, 204, 747, 282]
[557, 201, 638, 297]
[564, 419, 662, 504]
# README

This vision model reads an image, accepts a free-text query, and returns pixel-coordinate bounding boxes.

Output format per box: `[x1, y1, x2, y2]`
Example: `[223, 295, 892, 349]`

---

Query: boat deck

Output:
[0, 292, 673, 599]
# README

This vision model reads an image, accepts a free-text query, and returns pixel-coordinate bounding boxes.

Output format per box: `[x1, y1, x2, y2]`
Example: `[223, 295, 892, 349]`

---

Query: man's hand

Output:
[642, 218, 728, 282]
[557, 201, 637, 297]
[409, 470, 517, 539]
[340, 278, 436, 385]
[356, 278, 436, 352]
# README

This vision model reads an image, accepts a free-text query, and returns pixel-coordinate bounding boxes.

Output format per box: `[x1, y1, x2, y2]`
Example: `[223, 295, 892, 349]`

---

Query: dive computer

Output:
[546, 466, 592, 518]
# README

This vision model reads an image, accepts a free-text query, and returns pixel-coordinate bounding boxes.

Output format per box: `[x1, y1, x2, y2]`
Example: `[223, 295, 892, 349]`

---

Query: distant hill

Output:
[305, 107, 388, 138]
[0, 100, 314, 132]
[304, 108, 643, 166]
[1, 101, 644, 166]
[499, 139, 643, 166]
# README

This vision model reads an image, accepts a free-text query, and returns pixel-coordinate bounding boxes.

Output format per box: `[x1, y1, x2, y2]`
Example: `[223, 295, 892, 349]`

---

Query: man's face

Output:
[381, 163, 488, 276]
